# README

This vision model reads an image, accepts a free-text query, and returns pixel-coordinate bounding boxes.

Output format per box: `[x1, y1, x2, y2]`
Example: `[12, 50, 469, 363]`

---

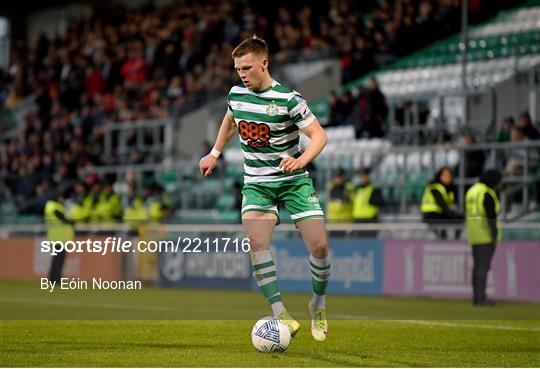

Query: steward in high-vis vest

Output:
[94, 182, 122, 223]
[326, 168, 354, 223]
[465, 169, 502, 306]
[353, 168, 384, 238]
[68, 182, 90, 223]
[146, 184, 172, 223]
[123, 197, 148, 233]
[44, 193, 75, 283]
[83, 182, 101, 222]
[421, 166, 464, 239]
[353, 168, 383, 221]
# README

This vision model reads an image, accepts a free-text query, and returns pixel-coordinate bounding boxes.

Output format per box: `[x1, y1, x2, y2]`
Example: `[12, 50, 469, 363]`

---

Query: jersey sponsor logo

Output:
[239, 120, 271, 148]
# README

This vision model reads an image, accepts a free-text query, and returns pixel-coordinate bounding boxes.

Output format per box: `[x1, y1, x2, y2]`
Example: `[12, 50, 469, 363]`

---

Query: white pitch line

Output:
[3, 297, 539, 332]
[332, 313, 540, 332]
[394, 319, 540, 332]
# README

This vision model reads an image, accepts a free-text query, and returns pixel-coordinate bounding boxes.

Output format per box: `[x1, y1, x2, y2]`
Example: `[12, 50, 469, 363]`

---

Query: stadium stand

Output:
[2, 6, 540, 364]
[306, 1, 540, 223]
[1, 0, 539, 231]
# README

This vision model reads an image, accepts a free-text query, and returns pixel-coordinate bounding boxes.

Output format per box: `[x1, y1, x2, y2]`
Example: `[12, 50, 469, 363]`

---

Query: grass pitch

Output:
[1, 280, 539, 367]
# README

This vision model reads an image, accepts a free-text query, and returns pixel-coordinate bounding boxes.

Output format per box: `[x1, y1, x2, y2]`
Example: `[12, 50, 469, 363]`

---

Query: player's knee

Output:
[309, 239, 329, 259]
[249, 238, 269, 252]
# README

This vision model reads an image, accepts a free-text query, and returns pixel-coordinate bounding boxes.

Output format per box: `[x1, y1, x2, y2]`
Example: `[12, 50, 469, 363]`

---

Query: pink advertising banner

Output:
[383, 241, 540, 302]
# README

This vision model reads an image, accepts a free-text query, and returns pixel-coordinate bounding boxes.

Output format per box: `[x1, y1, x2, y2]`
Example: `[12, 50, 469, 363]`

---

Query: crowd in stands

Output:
[495, 112, 540, 177]
[0, 0, 535, 214]
[326, 78, 389, 138]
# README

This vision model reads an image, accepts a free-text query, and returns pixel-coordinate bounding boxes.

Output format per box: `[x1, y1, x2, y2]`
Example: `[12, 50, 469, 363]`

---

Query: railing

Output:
[85, 140, 540, 217]
[318, 140, 540, 219]
[103, 118, 175, 164]
[1, 222, 538, 241]
[386, 87, 497, 145]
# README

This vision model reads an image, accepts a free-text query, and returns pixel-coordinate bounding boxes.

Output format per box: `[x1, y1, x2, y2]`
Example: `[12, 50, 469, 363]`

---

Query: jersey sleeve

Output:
[226, 96, 233, 115]
[287, 94, 315, 129]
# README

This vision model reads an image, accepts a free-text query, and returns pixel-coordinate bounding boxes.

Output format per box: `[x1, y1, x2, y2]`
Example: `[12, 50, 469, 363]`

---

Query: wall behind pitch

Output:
[383, 240, 540, 302]
[158, 245, 252, 289]
[267, 239, 383, 295]
[0, 237, 122, 281]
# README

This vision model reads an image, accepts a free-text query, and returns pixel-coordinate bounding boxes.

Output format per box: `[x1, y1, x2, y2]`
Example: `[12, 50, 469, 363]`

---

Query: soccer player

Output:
[199, 36, 330, 342]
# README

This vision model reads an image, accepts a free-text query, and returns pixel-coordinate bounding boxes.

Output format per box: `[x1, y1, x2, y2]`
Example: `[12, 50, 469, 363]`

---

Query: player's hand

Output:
[199, 155, 218, 176]
[279, 157, 306, 173]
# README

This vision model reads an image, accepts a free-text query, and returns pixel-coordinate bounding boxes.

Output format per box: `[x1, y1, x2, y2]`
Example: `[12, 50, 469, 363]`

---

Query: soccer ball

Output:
[251, 316, 291, 352]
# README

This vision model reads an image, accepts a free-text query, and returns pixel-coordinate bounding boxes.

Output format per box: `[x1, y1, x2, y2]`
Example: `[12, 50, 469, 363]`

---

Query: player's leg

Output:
[296, 218, 330, 341]
[242, 211, 281, 312]
[241, 184, 300, 336]
[280, 177, 329, 341]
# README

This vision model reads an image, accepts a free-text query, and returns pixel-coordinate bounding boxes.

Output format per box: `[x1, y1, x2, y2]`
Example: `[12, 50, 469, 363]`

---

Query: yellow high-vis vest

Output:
[353, 184, 379, 220]
[44, 200, 74, 242]
[420, 183, 454, 214]
[94, 193, 122, 222]
[123, 198, 148, 230]
[466, 182, 501, 245]
[327, 182, 354, 222]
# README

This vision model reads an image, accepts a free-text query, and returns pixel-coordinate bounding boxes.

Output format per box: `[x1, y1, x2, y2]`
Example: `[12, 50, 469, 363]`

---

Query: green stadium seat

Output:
[218, 210, 240, 224]
[216, 194, 235, 211]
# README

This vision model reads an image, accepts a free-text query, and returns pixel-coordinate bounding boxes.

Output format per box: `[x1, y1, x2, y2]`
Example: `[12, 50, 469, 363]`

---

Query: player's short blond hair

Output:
[232, 36, 269, 59]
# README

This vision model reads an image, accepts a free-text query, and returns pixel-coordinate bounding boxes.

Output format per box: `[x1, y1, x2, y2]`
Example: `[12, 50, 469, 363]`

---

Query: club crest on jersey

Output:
[266, 100, 279, 116]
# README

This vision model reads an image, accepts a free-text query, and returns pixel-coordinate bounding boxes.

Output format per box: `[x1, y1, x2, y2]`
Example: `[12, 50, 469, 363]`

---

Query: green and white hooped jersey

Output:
[227, 80, 315, 184]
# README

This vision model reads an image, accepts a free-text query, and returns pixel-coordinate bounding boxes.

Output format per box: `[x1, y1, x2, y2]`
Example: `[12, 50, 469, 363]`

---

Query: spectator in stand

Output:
[353, 78, 388, 138]
[517, 111, 539, 140]
[495, 116, 514, 142]
[504, 125, 539, 177]
[329, 91, 354, 127]
[462, 132, 485, 179]
[367, 78, 388, 138]
[505, 126, 525, 176]
[326, 91, 341, 127]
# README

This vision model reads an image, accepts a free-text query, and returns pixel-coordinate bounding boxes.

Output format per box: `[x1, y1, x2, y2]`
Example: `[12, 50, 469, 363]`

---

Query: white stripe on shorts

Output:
[242, 204, 278, 213]
[290, 210, 324, 220]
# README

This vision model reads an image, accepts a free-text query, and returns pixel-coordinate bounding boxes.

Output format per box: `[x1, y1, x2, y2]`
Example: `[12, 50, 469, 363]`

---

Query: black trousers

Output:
[471, 243, 496, 304]
[49, 250, 66, 283]
[423, 212, 462, 239]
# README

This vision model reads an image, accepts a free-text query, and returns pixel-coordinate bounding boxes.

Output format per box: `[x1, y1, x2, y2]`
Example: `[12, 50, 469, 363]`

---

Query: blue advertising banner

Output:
[263, 239, 383, 295]
[159, 247, 252, 289]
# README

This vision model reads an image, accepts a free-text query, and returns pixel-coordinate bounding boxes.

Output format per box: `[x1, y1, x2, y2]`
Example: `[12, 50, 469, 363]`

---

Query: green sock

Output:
[310, 254, 331, 308]
[251, 250, 285, 316]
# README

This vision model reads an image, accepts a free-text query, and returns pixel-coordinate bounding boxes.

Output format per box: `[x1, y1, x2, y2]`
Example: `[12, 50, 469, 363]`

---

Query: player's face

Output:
[234, 52, 268, 91]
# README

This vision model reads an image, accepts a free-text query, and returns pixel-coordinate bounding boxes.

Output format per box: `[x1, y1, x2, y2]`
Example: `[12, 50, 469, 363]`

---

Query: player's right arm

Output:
[199, 111, 237, 176]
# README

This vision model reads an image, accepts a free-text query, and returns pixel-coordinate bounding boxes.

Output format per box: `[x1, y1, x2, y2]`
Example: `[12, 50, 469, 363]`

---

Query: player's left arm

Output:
[280, 118, 327, 173]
